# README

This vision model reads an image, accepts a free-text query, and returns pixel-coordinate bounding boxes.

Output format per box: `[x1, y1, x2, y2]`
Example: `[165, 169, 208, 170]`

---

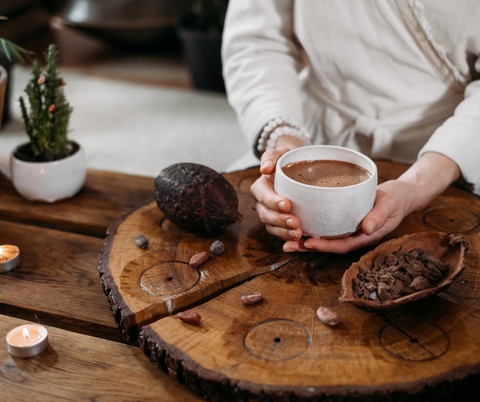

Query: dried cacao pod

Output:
[154, 163, 242, 235]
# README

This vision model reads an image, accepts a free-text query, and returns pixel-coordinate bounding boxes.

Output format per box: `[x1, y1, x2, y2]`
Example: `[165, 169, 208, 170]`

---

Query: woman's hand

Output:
[251, 134, 305, 241]
[283, 179, 413, 253]
[283, 152, 461, 254]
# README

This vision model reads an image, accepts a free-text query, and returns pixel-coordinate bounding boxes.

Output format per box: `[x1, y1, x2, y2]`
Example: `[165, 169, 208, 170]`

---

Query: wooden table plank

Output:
[0, 220, 122, 342]
[0, 170, 154, 238]
[0, 315, 202, 401]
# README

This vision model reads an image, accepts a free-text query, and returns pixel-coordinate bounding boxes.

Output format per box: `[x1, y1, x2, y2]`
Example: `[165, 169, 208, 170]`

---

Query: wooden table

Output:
[0, 164, 479, 401]
[0, 170, 203, 401]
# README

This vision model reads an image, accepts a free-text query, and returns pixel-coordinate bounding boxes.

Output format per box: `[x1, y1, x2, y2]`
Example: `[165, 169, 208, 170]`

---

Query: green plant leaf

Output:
[1, 39, 11, 61]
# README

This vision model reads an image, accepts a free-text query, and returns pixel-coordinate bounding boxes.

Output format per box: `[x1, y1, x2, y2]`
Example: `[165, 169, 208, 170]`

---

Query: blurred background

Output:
[0, 0, 256, 177]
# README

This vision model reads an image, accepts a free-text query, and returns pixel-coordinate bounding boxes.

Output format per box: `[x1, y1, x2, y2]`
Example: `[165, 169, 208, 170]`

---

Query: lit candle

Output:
[0, 245, 21, 273]
[6, 324, 48, 358]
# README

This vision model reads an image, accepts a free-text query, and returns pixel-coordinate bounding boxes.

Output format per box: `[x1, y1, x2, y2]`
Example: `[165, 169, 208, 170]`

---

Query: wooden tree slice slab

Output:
[101, 162, 480, 400]
[99, 168, 293, 341]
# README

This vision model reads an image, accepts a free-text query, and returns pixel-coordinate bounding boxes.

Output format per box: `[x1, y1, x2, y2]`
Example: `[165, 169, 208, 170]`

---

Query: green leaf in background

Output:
[0, 16, 32, 62]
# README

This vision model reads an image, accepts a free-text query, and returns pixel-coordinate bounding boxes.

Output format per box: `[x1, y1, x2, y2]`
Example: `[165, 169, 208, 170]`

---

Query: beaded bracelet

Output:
[265, 125, 311, 151]
[256, 116, 310, 152]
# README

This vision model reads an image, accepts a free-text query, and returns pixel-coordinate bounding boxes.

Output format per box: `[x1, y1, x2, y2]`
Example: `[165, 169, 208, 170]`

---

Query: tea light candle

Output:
[6, 324, 48, 358]
[0, 245, 21, 273]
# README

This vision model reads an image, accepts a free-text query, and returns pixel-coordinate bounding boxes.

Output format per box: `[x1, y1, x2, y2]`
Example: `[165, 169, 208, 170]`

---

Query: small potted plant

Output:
[10, 44, 86, 203]
[177, 0, 228, 92]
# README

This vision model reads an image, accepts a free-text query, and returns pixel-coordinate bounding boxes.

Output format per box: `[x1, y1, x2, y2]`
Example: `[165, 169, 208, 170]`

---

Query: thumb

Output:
[362, 192, 396, 236]
[260, 147, 291, 175]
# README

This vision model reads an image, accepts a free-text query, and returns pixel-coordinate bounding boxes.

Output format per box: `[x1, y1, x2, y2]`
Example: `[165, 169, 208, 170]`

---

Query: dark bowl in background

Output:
[56, 0, 192, 50]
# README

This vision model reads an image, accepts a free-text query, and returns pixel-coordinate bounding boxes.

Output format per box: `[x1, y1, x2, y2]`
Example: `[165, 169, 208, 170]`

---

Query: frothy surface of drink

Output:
[282, 160, 370, 187]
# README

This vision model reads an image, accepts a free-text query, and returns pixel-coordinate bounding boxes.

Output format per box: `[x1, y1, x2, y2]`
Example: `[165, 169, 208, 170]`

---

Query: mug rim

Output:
[276, 145, 377, 190]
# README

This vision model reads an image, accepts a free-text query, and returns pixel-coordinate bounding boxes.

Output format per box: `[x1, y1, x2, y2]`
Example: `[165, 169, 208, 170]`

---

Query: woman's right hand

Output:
[251, 145, 303, 242]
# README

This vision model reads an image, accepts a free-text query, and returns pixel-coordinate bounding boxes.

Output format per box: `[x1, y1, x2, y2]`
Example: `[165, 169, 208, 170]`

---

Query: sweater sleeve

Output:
[419, 57, 480, 195]
[221, 0, 304, 157]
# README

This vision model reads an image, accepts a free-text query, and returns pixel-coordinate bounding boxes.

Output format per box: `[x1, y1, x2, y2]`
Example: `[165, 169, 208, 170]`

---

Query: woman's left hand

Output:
[282, 152, 461, 254]
[282, 179, 413, 254]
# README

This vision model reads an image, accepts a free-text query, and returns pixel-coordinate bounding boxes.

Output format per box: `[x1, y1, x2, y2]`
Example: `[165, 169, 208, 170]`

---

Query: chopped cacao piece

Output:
[413, 248, 429, 261]
[409, 249, 419, 260]
[393, 271, 412, 284]
[377, 282, 391, 301]
[372, 253, 386, 270]
[396, 255, 407, 267]
[424, 255, 448, 273]
[405, 261, 423, 278]
[365, 282, 376, 292]
[391, 278, 404, 296]
[426, 263, 443, 281]
[410, 276, 431, 291]
[422, 267, 433, 278]
[403, 286, 416, 295]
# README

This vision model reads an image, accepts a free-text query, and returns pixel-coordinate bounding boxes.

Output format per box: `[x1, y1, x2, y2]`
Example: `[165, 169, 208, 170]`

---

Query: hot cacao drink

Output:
[282, 160, 370, 188]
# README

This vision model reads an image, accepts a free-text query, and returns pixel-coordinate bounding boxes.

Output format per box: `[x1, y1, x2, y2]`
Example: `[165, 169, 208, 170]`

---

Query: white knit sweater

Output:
[222, 0, 480, 194]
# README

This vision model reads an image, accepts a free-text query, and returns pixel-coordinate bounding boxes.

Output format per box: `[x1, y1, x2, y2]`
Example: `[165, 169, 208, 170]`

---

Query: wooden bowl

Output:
[339, 232, 468, 310]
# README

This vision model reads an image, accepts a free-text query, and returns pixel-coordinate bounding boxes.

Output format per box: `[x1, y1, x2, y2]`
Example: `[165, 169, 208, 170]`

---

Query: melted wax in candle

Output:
[0, 248, 7, 262]
[9, 327, 42, 347]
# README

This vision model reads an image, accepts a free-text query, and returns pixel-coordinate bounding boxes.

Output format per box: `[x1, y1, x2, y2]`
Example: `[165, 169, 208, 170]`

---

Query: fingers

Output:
[255, 202, 301, 240]
[260, 147, 291, 175]
[283, 239, 312, 253]
[266, 225, 302, 241]
[251, 175, 291, 213]
[255, 202, 299, 228]
[303, 230, 386, 254]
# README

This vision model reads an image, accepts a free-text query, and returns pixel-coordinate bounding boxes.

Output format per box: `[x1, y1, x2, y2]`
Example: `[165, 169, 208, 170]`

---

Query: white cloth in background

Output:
[222, 0, 480, 194]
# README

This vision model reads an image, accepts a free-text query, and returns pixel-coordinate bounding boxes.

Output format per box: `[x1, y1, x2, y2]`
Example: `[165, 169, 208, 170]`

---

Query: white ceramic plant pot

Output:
[10, 142, 86, 203]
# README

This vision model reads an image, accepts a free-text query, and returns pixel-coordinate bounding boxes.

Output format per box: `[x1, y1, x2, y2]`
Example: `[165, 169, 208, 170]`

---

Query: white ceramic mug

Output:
[274, 145, 377, 238]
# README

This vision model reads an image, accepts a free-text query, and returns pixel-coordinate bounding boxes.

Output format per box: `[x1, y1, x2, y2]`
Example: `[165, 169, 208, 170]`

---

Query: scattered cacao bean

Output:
[241, 292, 264, 305]
[135, 234, 149, 249]
[177, 311, 201, 324]
[210, 240, 225, 255]
[190, 251, 209, 267]
[316, 307, 340, 326]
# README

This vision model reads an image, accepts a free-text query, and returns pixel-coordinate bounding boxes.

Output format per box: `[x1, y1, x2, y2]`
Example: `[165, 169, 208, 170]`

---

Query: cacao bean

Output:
[177, 311, 201, 324]
[210, 240, 225, 255]
[190, 251, 209, 267]
[135, 234, 148, 249]
[316, 307, 340, 326]
[241, 292, 264, 305]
